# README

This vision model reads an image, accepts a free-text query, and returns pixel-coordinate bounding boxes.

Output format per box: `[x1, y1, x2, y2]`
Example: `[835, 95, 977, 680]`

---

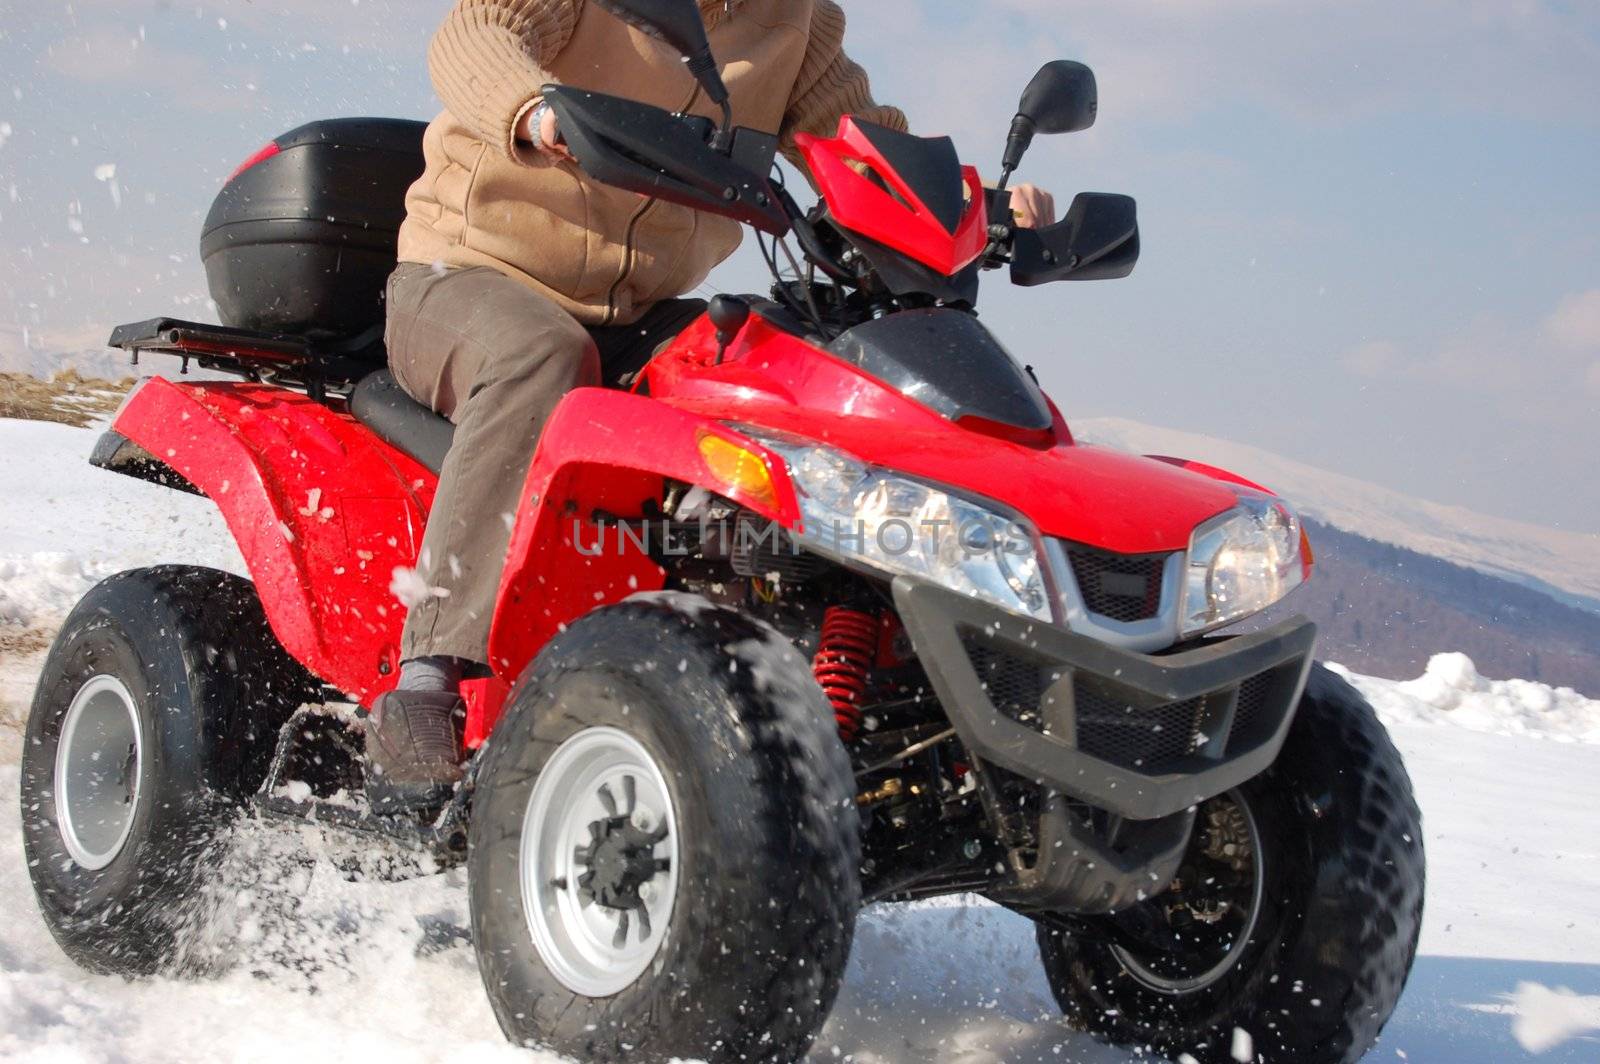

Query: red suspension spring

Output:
[813, 606, 878, 741]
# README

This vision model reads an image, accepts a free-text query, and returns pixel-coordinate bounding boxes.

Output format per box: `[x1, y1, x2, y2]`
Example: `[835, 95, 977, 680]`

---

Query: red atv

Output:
[20, 3, 1423, 1061]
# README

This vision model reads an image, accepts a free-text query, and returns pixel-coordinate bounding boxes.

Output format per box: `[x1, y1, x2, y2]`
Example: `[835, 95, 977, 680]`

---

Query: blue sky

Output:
[1, 1, 1597, 531]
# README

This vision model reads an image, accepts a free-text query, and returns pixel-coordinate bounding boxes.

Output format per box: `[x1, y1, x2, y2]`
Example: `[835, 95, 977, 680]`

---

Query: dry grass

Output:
[0, 628, 51, 657]
[0, 370, 134, 427]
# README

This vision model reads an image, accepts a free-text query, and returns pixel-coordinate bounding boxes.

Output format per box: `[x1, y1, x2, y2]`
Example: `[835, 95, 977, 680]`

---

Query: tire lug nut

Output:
[631, 809, 656, 833]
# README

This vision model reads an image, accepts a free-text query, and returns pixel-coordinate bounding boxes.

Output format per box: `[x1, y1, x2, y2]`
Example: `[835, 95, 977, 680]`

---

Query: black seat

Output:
[351, 370, 455, 474]
[349, 297, 710, 474]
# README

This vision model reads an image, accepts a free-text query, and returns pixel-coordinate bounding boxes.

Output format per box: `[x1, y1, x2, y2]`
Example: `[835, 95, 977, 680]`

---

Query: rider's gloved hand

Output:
[1009, 183, 1056, 228]
[516, 98, 575, 162]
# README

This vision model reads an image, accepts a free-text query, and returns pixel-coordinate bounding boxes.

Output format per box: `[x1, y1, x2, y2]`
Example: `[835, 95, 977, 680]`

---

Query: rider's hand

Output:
[517, 99, 574, 162]
[1009, 184, 1056, 229]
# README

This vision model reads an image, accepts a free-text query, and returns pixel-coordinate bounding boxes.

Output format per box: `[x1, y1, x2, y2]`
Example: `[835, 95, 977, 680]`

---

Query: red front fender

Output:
[487, 387, 802, 684]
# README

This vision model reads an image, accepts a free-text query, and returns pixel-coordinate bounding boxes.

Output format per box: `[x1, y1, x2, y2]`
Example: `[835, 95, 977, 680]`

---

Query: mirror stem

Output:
[1000, 114, 1036, 183]
[685, 51, 734, 147]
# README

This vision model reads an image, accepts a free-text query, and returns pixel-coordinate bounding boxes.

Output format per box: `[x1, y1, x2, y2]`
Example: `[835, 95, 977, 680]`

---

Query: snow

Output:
[1507, 983, 1600, 1053]
[3, 416, 1600, 1062]
[1077, 417, 1600, 613]
[627, 588, 721, 621]
[390, 564, 450, 608]
[1338, 654, 1600, 744]
[0, 419, 243, 633]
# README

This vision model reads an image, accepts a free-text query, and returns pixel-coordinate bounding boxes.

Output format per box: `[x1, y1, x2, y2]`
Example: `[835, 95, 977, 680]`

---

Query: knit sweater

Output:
[398, 0, 906, 325]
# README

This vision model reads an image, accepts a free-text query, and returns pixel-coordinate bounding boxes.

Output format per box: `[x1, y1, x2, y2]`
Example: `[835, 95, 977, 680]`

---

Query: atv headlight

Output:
[745, 432, 1052, 622]
[1180, 496, 1306, 636]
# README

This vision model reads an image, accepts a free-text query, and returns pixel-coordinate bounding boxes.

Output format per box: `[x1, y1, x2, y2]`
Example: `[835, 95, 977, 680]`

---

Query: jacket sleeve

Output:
[427, 0, 585, 165]
[780, 0, 909, 174]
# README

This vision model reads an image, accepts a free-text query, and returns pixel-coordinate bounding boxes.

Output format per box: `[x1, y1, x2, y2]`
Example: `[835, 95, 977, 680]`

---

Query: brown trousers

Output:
[385, 263, 704, 665]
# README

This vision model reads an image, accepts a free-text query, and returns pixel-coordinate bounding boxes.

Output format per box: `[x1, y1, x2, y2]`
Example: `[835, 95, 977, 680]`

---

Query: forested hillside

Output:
[1253, 520, 1600, 696]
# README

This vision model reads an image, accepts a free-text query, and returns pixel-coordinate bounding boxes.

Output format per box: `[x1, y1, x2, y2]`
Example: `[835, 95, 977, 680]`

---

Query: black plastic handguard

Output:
[1008, 191, 1140, 285]
[542, 85, 790, 236]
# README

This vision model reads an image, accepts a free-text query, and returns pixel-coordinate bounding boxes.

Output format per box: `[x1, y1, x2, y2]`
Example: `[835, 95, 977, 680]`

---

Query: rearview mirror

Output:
[1019, 61, 1098, 135]
[1000, 60, 1098, 180]
[1010, 192, 1139, 286]
[591, 0, 730, 113]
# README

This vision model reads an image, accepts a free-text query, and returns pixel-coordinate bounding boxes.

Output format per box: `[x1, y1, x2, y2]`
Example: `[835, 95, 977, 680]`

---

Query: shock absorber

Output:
[813, 606, 878, 741]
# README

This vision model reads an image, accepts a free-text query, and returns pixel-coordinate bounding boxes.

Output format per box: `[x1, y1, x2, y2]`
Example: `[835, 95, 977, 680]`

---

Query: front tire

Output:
[468, 595, 860, 1062]
[1036, 663, 1425, 1063]
[21, 566, 316, 975]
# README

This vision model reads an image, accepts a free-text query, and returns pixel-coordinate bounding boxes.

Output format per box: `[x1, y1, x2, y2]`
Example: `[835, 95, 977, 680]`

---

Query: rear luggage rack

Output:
[108, 317, 381, 403]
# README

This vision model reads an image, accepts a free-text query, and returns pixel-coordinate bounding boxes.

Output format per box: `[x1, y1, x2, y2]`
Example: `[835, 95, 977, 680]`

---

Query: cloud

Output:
[55, 0, 435, 59]
[1340, 290, 1600, 413]
[991, 0, 1600, 127]
[1340, 339, 1401, 377]
[45, 28, 262, 113]
[1545, 289, 1600, 351]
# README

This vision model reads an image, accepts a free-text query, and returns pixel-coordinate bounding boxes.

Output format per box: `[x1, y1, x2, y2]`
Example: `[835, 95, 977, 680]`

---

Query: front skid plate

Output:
[892, 577, 1316, 821]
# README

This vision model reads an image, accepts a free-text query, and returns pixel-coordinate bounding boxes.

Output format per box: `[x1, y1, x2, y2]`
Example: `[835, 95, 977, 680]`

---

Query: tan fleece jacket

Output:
[397, 0, 906, 326]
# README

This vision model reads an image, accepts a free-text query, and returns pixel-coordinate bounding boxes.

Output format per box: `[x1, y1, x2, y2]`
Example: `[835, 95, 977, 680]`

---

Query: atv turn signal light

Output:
[696, 432, 778, 512]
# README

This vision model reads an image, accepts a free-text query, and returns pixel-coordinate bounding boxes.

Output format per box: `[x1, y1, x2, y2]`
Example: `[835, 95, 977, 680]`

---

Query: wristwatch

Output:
[523, 99, 551, 145]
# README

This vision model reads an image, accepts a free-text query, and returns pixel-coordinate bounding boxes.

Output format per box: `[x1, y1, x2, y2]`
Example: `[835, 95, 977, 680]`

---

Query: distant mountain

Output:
[0, 324, 133, 382]
[1077, 417, 1600, 615]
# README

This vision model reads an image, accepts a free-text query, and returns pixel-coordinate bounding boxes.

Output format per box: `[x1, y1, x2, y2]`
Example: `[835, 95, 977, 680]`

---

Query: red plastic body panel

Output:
[462, 678, 508, 750]
[112, 377, 433, 705]
[485, 387, 803, 683]
[795, 118, 989, 276]
[1148, 455, 1271, 495]
[114, 311, 1271, 743]
[642, 315, 1242, 553]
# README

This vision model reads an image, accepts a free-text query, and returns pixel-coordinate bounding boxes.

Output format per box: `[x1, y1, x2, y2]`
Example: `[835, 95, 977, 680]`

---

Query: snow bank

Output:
[0, 552, 100, 627]
[1335, 653, 1600, 744]
[0, 419, 242, 631]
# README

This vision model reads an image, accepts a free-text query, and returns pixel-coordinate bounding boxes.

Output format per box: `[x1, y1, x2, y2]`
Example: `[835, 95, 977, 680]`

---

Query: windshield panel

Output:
[827, 310, 1053, 432]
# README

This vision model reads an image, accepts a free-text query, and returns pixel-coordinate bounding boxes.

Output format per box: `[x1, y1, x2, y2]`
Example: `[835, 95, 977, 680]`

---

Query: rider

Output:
[368, 0, 1056, 811]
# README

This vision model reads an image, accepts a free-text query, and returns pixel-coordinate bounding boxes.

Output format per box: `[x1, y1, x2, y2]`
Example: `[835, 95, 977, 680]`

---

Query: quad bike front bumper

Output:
[892, 576, 1317, 912]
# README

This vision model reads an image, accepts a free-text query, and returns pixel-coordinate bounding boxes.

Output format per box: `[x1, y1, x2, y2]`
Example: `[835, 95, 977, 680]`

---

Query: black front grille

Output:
[1074, 684, 1215, 771]
[960, 631, 1301, 777]
[1066, 545, 1169, 623]
[1227, 668, 1285, 750]
[962, 637, 1053, 729]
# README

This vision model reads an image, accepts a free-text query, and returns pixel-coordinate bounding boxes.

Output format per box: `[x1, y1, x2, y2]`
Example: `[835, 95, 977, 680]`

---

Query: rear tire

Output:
[468, 595, 860, 1062]
[20, 566, 317, 975]
[1036, 663, 1425, 1063]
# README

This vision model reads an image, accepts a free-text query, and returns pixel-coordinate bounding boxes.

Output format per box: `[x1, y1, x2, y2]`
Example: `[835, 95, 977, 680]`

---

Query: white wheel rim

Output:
[520, 727, 680, 998]
[54, 674, 143, 871]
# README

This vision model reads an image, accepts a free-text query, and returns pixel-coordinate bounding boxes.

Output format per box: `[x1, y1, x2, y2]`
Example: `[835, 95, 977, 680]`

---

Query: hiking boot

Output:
[364, 689, 465, 815]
